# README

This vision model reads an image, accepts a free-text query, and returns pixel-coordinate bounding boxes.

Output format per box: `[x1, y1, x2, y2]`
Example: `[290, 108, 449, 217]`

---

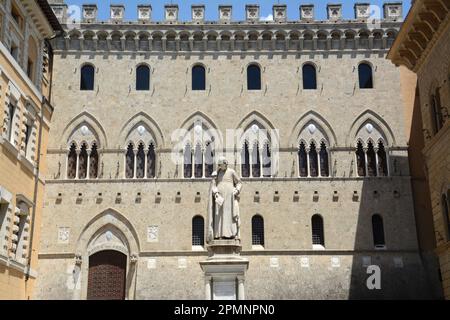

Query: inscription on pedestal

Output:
[213, 280, 236, 300]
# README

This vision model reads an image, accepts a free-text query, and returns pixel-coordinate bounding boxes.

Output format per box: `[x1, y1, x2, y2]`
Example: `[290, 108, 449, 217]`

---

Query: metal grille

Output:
[311, 215, 324, 245]
[192, 216, 204, 246]
[252, 215, 264, 246]
[87, 250, 126, 300]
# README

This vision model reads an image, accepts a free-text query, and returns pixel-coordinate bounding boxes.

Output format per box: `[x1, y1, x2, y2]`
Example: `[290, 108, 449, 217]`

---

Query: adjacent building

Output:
[0, 0, 61, 299]
[388, 0, 450, 299]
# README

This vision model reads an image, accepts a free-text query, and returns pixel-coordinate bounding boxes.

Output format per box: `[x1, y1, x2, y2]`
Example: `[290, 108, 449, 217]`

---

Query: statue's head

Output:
[217, 156, 228, 171]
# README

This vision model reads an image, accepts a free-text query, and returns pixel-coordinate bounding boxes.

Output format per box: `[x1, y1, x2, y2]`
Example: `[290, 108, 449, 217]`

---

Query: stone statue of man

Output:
[207, 156, 242, 242]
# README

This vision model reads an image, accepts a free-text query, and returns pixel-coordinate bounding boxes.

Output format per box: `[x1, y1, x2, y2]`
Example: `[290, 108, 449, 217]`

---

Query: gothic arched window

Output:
[67, 143, 77, 179]
[184, 143, 193, 178]
[377, 141, 388, 177]
[194, 143, 203, 178]
[319, 142, 329, 177]
[192, 65, 206, 91]
[80, 64, 95, 91]
[356, 141, 366, 177]
[147, 143, 156, 178]
[298, 142, 308, 177]
[303, 64, 317, 90]
[247, 64, 261, 90]
[372, 214, 385, 248]
[241, 141, 250, 178]
[205, 142, 214, 178]
[366, 141, 377, 177]
[125, 143, 135, 179]
[78, 143, 88, 179]
[252, 215, 264, 247]
[136, 143, 145, 179]
[309, 142, 318, 177]
[311, 214, 325, 247]
[252, 143, 261, 178]
[298, 123, 331, 178]
[192, 216, 205, 247]
[262, 143, 271, 178]
[136, 65, 150, 91]
[89, 143, 99, 179]
[358, 63, 373, 89]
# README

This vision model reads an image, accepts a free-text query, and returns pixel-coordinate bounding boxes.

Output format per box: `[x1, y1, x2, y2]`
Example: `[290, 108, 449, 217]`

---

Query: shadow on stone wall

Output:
[347, 82, 444, 299]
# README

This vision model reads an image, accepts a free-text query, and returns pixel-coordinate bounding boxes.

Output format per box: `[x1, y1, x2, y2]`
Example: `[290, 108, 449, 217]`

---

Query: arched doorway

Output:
[87, 250, 127, 300]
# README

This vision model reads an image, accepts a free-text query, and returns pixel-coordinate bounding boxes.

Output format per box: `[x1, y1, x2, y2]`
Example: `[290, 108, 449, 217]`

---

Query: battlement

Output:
[49, 2, 404, 25]
[49, 2, 403, 53]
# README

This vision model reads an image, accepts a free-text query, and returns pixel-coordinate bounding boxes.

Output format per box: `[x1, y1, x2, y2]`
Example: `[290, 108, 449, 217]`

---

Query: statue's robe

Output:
[208, 168, 242, 241]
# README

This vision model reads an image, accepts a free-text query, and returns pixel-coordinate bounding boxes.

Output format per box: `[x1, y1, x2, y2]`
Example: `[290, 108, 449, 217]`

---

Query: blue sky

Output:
[64, 0, 410, 21]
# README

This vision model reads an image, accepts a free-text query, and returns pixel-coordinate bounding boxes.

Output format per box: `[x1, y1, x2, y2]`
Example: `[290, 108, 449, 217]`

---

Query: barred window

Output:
[372, 214, 385, 247]
[252, 215, 264, 246]
[311, 214, 324, 246]
[192, 216, 204, 246]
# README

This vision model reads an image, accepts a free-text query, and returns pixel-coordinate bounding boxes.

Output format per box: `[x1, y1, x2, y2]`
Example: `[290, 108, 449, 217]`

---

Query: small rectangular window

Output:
[7, 104, 16, 142]
[24, 123, 32, 156]
[0, 203, 8, 244]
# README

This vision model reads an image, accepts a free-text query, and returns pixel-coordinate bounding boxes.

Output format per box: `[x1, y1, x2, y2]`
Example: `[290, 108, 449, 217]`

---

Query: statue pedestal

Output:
[200, 240, 249, 300]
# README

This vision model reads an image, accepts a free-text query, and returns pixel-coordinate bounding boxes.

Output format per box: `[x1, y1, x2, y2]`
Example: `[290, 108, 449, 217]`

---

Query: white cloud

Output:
[260, 14, 273, 21]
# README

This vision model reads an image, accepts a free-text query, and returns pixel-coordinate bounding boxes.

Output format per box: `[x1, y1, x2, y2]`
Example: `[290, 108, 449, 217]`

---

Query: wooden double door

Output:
[87, 250, 127, 300]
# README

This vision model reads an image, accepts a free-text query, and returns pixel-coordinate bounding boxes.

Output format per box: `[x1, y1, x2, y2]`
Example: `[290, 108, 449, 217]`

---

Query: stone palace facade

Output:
[33, 1, 443, 299]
